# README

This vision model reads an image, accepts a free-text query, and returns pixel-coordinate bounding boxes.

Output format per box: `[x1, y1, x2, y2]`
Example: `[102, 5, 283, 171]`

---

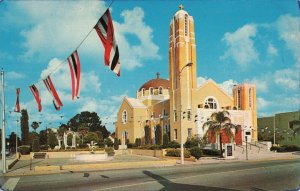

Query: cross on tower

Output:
[156, 72, 160, 79]
[179, 4, 184, 10]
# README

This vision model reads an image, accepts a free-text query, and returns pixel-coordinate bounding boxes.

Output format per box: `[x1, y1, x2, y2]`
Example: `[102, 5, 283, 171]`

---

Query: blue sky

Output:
[0, 0, 299, 135]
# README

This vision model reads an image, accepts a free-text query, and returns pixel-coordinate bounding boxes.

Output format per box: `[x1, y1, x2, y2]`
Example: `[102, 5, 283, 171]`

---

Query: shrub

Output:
[135, 138, 142, 147]
[202, 149, 221, 156]
[185, 136, 208, 149]
[189, 146, 202, 159]
[127, 143, 134, 148]
[271, 145, 300, 152]
[166, 149, 191, 158]
[163, 134, 169, 147]
[114, 138, 119, 150]
[40, 145, 49, 151]
[150, 145, 163, 150]
[32, 139, 40, 152]
[17, 145, 31, 155]
[104, 138, 114, 147]
[105, 147, 115, 156]
[168, 141, 180, 149]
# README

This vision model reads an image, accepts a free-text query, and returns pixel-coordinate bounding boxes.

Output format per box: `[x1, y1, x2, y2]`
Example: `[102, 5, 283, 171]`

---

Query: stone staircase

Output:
[233, 142, 275, 160]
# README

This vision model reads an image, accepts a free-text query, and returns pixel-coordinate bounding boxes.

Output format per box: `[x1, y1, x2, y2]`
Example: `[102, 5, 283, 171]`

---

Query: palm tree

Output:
[202, 110, 239, 158]
[31, 121, 39, 133]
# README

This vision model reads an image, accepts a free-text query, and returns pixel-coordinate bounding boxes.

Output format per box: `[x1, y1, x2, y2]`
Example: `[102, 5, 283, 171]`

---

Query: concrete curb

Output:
[4, 159, 177, 177]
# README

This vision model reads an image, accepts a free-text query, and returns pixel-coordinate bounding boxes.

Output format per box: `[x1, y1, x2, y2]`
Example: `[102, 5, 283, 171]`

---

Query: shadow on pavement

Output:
[143, 170, 240, 191]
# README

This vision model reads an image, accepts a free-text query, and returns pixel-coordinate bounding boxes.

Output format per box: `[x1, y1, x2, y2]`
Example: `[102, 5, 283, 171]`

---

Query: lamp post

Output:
[1, 68, 6, 173]
[273, 117, 276, 146]
[179, 62, 193, 165]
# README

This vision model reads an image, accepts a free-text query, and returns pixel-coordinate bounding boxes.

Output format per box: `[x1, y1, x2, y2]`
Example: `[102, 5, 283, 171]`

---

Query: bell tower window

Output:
[184, 14, 189, 36]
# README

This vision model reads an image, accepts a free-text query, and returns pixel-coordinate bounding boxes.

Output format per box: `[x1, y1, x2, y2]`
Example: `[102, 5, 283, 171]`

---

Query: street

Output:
[1, 158, 299, 191]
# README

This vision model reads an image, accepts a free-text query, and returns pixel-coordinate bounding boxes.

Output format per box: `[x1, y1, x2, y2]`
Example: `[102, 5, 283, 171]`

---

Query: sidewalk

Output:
[1, 151, 299, 177]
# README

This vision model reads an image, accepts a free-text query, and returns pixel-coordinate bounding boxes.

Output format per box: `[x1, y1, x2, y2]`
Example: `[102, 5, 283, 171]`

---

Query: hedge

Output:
[202, 149, 221, 156]
[165, 149, 191, 158]
[271, 145, 300, 152]
[189, 146, 202, 159]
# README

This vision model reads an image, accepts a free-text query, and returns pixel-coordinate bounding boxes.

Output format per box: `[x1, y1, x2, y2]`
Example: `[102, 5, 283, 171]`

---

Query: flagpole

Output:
[1, 68, 7, 173]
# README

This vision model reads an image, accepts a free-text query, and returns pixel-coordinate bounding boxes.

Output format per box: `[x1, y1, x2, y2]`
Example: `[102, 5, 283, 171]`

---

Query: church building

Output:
[115, 5, 257, 147]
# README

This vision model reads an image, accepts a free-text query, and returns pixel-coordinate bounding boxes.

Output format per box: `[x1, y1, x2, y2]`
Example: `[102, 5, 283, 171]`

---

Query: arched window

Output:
[122, 110, 127, 123]
[142, 88, 145, 96]
[159, 86, 163, 94]
[204, 97, 218, 109]
[149, 87, 154, 95]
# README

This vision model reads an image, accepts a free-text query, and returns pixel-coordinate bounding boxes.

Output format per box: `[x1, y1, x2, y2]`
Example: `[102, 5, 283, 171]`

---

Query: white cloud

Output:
[7, 71, 24, 80]
[277, 14, 300, 68]
[267, 43, 278, 57]
[197, 76, 208, 86]
[15, 2, 160, 70]
[274, 68, 298, 90]
[218, 79, 238, 96]
[221, 24, 258, 67]
[40, 58, 101, 93]
[197, 76, 238, 96]
[257, 97, 270, 109]
[115, 7, 160, 70]
[244, 77, 268, 93]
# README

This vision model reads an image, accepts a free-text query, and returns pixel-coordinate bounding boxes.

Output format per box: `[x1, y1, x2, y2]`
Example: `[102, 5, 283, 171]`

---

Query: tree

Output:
[31, 121, 39, 133]
[155, 125, 162, 145]
[163, 133, 169, 147]
[8, 132, 21, 151]
[57, 124, 68, 137]
[48, 131, 58, 149]
[67, 111, 110, 138]
[28, 132, 39, 146]
[39, 130, 48, 145]
[144, 125, 151, 145]
[104, 138, 114, 147]
[83, 132, 99, 144]
[21, 109, 29, 145]
[32, 139, 40, 152]
[202, 111, 239, 158]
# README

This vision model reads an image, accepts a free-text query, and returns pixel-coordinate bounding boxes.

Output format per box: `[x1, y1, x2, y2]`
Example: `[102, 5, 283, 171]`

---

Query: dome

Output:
[139, 73, 169, 91]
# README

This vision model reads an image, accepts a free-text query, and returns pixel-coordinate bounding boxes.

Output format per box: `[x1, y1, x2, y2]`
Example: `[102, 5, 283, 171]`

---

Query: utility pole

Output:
[245, 136, 248, 160]
[1, 68, 6, 173]
[273, 116, 276, 146]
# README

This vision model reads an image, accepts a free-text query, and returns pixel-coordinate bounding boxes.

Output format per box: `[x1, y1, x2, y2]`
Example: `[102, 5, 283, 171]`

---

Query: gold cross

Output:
[179, 4, 184, 10]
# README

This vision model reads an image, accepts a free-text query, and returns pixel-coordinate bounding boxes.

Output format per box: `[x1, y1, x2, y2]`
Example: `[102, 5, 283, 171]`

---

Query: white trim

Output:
[203, 96, 219, 109]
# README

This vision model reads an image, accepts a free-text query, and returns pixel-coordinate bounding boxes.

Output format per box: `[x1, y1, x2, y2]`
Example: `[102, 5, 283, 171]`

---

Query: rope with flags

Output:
[14, 88, 20, 113]
[14, 1, 120, 112]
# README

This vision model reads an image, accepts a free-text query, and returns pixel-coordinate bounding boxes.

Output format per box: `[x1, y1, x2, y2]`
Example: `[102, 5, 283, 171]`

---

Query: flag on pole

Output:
[298, 0, 300, 10]
[29, 85, 42, 112]
[68, 50, 81, 100]
[43, 75, 63, 110]
[94, 9, 120, 76]
[14, 88, 20, 112]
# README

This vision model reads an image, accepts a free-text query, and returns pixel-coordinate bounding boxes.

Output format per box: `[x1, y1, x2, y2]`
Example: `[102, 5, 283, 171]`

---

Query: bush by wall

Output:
[114, 138, 119, 150]
[189, 146, 202, 159]
[165, 149, 191, 158]
[105, 147, 115, 156]
[40, 145, 49, 151]
[135, 138, 142, 147]
[17, 145, 31, 155]
[202, 149, 221, 156]
[168, 141, 180, 149]
[271, 145, 300, 152]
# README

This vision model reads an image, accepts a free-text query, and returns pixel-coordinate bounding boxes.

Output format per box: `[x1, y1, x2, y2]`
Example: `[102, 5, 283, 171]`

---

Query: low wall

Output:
[30, 151, 105, 159]
[129, 149, 166, 158]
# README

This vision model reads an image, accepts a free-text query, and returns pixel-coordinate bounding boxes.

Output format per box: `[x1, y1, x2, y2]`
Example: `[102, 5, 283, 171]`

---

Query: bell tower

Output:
[169, 5, 197, 143]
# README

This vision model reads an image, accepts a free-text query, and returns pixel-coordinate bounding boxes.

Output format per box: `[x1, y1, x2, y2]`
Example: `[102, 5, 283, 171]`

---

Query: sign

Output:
[227, 145, 233, 156]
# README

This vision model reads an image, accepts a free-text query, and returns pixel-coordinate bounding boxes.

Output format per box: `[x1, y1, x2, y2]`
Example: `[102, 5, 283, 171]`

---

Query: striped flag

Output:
[29, 85, 42, 112]
[94, 9, 120, 76]
[43, 75, 63, 110]
[14, 88, 20, 112]
[68, 50, 81, 100]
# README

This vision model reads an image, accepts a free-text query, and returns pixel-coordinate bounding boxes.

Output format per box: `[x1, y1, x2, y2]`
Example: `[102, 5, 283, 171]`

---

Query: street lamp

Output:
[179, 62, 193, 165]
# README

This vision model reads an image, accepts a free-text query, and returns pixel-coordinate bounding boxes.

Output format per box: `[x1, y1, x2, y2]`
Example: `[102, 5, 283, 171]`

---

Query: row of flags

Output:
[14, 8, 120, 113]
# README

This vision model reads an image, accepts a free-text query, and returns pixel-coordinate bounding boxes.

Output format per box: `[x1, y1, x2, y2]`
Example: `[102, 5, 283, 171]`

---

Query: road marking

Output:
[1, 177, 20, 191]
[95, 163, 298, 191]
